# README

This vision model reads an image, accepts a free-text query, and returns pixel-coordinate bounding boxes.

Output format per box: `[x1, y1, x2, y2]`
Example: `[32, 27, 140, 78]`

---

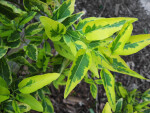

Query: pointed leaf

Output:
[100, 69, 116, 111]
[83, 17, 137, 41]
[102, 102, 112, 113]
[52, 0, 75, 22]
[135, 101, 150, 111]
[43, 41, 51, 55]
[0, 58, 12, 85]
[116, 98, 123, 112]
[63, 34, 77, 56]
[0, 76, 8, 88]
[40, 16, 66, 41]
[18, 103, 31, 113]
[126, 104, 133, 113]
[117, 34, 150, 55]
[62, 11, 84, 28]
[19, 11, 37, 25]
[90, 83, 97, 99]
[18, 73, 60, 94]
[8, 31, 20, 42]
[0, 95, 9, 103]
[0, 46, 8, 59]
[25, 44, 38, 61]
[23, 0, 52, 17]
[0, 86, 10, 95]
[64, 49, 92, 98]
[0, 13, 11, 26]
[54, 39, 75, 60]
[12, 100, 21, 113]
[16, 94, 43, 112]
[110, 22, 133, 54]
[142, 89, 150, 101]
[25, 22, 43, 37]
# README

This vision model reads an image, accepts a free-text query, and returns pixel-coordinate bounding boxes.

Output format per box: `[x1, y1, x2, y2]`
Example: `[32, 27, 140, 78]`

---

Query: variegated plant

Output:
[0, 0, 150, 112]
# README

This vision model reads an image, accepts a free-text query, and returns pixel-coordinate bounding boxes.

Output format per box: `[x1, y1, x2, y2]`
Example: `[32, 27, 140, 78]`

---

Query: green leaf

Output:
[40, 16, 66, 41]
[0, 76, 8, 88]
[25, 22, 43, 37]
[117, 34, 150, 55]
[0, 46, 8, 59]
[83, 17, 137, 41]
[18, 73, 60, 94]
[25, 44, 38, 61]
[0, 95, 9, 103]
[3, 39, 21, 49]
[0, 25, 14, 37]
[16, 94, 43, 112]
[54, 39, 75, 60]
[119, 85, 128, 98]
[43, 41, 51, 55]
[102, 102, 112, 113]
[135, 101, 150, 111]
[52, 0, 75, 22]
[95, 79, 103, 85]
[0, 58, 12, 85]
[19, 11, 37, 25]
[64, 49, 92, 98]
[53, 74, 66, 89]
[62, 11, 84, 28]
[142, 89, 150, 101]
[0, 13, 11, 26]
[126, 104, 133, 113]
[12, 100, 21, 113]
[0, 86, 10, 95]
[115, 98, 123, 112]
[8, 31, 20, 42]
[23, 0, 52, 17]
[90, 83, 97, 99]
[0, 1, 26, 19]
[110, 22, 133, 54]
[100, 69, 116, 112]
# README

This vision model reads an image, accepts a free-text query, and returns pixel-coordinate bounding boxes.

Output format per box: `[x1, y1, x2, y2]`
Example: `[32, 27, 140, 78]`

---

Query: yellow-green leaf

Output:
[52, 0, 75, 22]
[110, 22, 133, 54]
[116, 98, 123, 112]
[83, 17, 137, 41]
[18, 73, 60, 94]
[0, 86, 10, 95]
[63, 34, 77, 56]
[54, 39, 75, 60]
[135, 101, 150, 111]
[16, 94, 43, 112]
[100, 69, 116, 112]
[117, 34, 150, 55]
[12, 100, 21, 113]
[0, 95, 9, 103]
[102, 102, 112, 113]
[90, 83, 97, 99]
[0, 76, 7, 88]
[64, 49, 92, 98]
[18, 103, 31, 113]
[40, 16, 66, 41]
[126, 104, 133, 113]
[119, 85, 128, 98]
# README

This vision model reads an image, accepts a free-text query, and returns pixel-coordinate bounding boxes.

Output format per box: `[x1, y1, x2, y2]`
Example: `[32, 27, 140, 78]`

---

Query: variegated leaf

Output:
[98, 47, 146, 79]
[8, 31, 20, 42]
[25, 22, 43, 37]
[3, 39, 21, 49]
[54, 39, 75, 60]
[0, 46, 8, 59]
[18, 103, 31, 113]
[12, 100, 21, 113]
[116, 98, 123, 112]
[100, 69, 116, 112]
[117, 34, 150, 55]
[16, 94, 43, 112]
[0, 58, 12, 85]
[76, 17, 99, 34]
[102, 102, 112, 113]
[90, 83, 97, 99]
[52, 0, 75, 22]
[83, 17, 137, 41]
[110, 22, 133, 54]
[23, 0, 52, 17]
[62, 11, 84, 28]
[40, 16, 66, 41]
[142, 88, 150, 101]
[64, 49, 92, 98]
[18, 73, 60, 94]
[0, 13, 11, 26]
[63, 34, 77, 56]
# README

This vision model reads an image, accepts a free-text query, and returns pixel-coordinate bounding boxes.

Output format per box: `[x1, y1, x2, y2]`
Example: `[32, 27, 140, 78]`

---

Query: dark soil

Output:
[36, 0, 150, 113]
